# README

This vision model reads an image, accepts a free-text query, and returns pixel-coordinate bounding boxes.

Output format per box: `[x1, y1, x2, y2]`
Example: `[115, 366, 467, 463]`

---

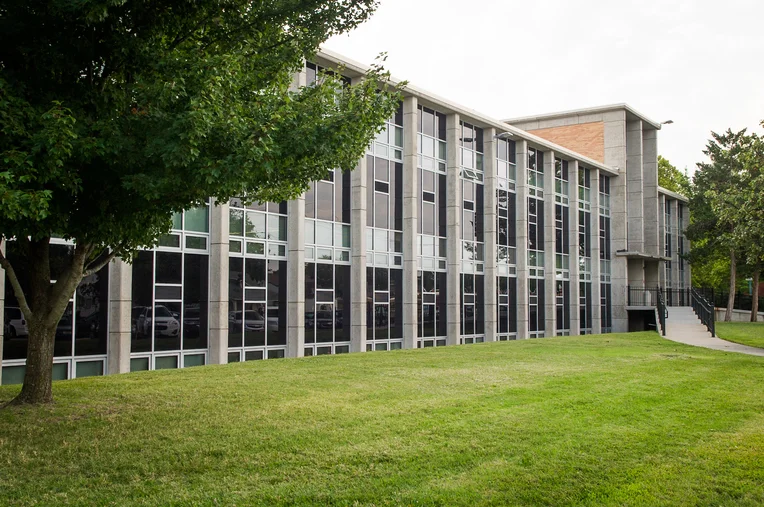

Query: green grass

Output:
[717, 321, 764, 349]
[2, 332, 764, 506]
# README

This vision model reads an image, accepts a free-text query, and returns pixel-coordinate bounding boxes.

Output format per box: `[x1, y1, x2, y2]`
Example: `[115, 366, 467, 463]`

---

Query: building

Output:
[0, 49, 691, 384]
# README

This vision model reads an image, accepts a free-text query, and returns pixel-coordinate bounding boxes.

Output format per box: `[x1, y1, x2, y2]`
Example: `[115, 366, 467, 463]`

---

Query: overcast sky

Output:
[325, 0, 764, 175]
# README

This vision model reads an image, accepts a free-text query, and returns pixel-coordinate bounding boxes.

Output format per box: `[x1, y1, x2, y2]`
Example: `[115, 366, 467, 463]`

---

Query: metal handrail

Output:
[656, 289, 667, 336]
[691, 287, 716, 337]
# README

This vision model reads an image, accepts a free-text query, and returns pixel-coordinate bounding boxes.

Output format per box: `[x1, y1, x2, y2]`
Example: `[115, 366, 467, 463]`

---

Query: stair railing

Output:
[656, 287, 667, 336]
[690, 287, 716, 337]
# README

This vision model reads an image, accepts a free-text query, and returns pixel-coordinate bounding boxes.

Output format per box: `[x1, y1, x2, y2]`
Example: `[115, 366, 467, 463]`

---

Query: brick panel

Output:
[527, 122, 605, 163]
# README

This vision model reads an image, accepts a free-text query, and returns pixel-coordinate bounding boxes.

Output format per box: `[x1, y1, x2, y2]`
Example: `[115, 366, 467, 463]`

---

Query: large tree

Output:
[0, 0, 402, 405]
[687, 128, 762, 321]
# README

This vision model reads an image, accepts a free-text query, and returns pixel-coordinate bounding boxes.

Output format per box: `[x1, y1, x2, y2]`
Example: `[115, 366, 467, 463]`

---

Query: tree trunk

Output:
[12, 322, 57, 404]
[752, 268, 760, 322]
[6, 238, 89, 406]
[725, 249, 736, 322]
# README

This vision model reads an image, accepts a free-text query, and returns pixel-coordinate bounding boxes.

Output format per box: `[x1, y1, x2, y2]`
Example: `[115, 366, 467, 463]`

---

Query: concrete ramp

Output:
[664, 307, 764, 357]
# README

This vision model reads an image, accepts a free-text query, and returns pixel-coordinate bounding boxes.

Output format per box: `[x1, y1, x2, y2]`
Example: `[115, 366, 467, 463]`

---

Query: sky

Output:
[325, 0, 764, 175]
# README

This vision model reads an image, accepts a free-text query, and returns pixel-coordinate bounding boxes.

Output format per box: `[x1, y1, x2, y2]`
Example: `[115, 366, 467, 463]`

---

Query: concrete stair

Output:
[663, 306, 764, 357]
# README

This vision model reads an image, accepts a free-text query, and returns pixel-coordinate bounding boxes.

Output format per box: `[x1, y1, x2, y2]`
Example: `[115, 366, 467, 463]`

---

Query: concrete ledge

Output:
[715, 308, 763, 322]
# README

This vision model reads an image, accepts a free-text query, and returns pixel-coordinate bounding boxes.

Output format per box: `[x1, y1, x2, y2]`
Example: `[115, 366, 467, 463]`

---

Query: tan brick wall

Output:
[526, 122, 605, 163]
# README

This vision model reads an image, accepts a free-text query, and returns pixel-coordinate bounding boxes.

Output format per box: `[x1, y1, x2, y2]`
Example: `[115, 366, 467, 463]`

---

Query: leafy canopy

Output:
[0, 0, 403, 259]
[658, 155, 689, 195]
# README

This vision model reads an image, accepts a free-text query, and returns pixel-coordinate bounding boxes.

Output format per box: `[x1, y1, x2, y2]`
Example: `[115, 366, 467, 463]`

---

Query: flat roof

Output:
[316, 49, 620, 176]
[504, 104, 664, 130]
[658, 186, 689, 203]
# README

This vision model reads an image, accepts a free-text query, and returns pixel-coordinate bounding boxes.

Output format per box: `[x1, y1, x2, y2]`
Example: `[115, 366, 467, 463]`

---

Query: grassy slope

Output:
[1, 332, 764, 506]
[717, 322, 764, 349]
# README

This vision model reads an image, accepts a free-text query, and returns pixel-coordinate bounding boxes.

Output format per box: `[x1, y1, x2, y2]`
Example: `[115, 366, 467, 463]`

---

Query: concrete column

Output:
[0, 242, 5, 366]
[628, 259, 645, 288]
[446, 113, 462, 345]
[287, 197, 306, 358]
[350, 155, 367, 353]
[544, 151, 556, 336]
[107, 258, 132, 374]
[643, 129, 660, 258]
[603, 111, 628, 333]
[515, 140, 530, 339]
[568, 161, 581, 336]
[591, 169, 602, 334]
[208, 198, 229, 365]
[626, 120, 644, 253]
[402, 96, 418, 349]
[483, 127, 498, 342]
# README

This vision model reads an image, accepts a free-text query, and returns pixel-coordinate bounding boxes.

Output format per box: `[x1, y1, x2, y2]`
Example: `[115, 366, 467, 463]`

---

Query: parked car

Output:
[4, 306, 28, 340]
[228, 310, 265, 332]
[133, 305, 180, 338]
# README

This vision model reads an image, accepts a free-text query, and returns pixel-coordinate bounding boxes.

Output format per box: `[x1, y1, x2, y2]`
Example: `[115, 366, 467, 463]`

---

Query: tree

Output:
[688, 128, 764, 322]
[0, 1, 403, 405]
[658, 155, 690, 195]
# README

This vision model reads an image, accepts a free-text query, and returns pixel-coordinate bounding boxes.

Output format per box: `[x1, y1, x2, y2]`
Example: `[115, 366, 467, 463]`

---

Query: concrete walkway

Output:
[664, 306, 764, 357]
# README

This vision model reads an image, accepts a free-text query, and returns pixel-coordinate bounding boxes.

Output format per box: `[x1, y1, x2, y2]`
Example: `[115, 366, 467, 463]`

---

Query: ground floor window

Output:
[497, 276, 517, 340]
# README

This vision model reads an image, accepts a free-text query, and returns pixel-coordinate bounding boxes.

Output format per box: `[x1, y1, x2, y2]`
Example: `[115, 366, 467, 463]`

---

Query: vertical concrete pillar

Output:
[568, 161, 581, 336]
[107, 258, 132, 374]
[515, 140, 530, 339]
[543, 151, 556, 336]
[287, 197, 306, 358]
[626, 120, 644, 252]
[603, 111, 628, 333]
[402, 96, 418, 349]
[208, 198, 229, 365]
[483, 127, 498, 342]
[446, 113, 462, 345]
[643, 129, 660, 258]
[591, 169, 602, 334]
[350, 156, 368, 353]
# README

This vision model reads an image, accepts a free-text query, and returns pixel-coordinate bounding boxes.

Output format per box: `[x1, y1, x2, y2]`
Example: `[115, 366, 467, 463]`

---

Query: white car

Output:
[133, 305, 180, 338]
[4, 307, 28, 340]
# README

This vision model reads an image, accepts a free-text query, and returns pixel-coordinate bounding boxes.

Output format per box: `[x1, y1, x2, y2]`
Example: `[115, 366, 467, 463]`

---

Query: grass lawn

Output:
[2, 332, 764, 506]
[717, 321, 764, 349]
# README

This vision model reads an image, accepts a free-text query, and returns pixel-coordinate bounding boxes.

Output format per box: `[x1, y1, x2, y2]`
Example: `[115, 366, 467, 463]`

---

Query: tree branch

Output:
[83, 249, 118, 277]
[0, 238, 34, 320]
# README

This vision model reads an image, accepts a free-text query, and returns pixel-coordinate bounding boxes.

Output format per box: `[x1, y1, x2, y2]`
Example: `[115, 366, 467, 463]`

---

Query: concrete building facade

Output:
[0, 51, 691, 384]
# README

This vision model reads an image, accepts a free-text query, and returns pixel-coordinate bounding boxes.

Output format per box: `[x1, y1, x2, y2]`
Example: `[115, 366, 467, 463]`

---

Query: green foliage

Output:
[3, 334, 764, 505]
[0, 0, 402, 258]
[658, 155, 690, 194]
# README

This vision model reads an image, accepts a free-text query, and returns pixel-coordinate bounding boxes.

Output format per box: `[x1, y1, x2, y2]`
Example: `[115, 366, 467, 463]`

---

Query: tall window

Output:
[665, 200, 673, 288]
[496, 137, 518, 341]
[367, 104, 404, 351]
[131, 205, 211, 371]
[417, 270, 447, 347]
[678, 203, 685, 289]
[528, 147, 545, 338]
[2, 241, 109, 384]
[578, 167, 593, 334]
[599, 175, 612, 333]
[555, 159, 571, 335]
[460, 121, 485, 343]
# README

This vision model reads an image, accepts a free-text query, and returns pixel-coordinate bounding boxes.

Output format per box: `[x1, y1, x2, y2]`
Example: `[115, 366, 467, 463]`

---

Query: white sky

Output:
[325, 0, 764, 175]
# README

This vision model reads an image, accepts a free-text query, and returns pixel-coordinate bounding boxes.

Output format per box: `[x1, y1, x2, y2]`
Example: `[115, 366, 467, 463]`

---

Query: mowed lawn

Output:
[717, 321, 764, 349]
[1, 332, 764, 506]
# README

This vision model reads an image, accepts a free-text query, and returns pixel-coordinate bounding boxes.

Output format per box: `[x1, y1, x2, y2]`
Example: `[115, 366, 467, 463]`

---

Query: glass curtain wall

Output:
[417, 105, 448, 347]
[366, 103, 404, 351]
[599, 175, 612, 333]
[228, 198, 288, 361]
[665, 200, 673, 289]
[460, 121, 485, 344]
[578, 167, 593, 334]
[528, 147, 546, 338]
[554, 158, 571, 335]
[496, 137, 518, 340]
[2, 241, 109, 385]
[131, 205, 210, 371]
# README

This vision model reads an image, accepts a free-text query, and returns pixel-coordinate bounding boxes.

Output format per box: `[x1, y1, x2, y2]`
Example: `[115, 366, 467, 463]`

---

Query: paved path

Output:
[664, 307, 764, 357]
